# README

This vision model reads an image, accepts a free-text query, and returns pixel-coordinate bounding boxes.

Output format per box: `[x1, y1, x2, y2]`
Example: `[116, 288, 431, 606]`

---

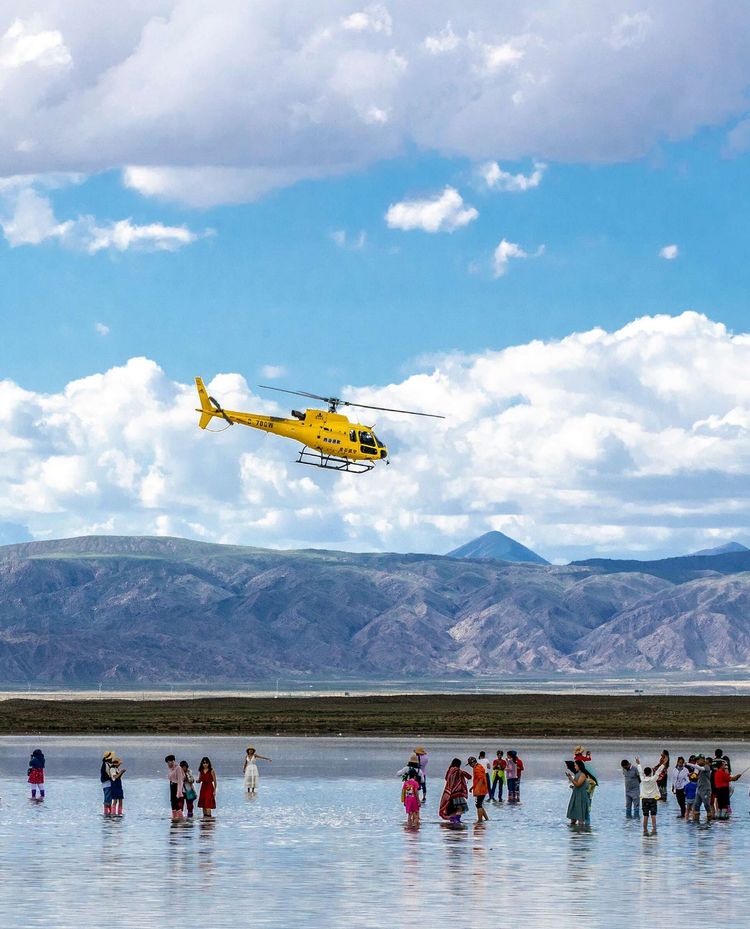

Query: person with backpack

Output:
[397, 754, 424, 798]
[401, 767, 422, 827]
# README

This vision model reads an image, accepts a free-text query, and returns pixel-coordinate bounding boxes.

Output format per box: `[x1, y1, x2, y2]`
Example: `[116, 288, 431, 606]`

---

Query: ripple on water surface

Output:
[0, 736, 749, 928]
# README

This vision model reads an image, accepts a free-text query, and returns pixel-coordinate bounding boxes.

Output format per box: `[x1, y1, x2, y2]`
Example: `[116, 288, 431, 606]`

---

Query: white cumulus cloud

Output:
[492, 239, 544, 277]
[95, 322, 110, 337]
[386, 186, 478, 233]
[0, 178, 210, 252]
[480, 160, 546, 192]
[660, 243, 679, 260]
[2, 313, 750, 562]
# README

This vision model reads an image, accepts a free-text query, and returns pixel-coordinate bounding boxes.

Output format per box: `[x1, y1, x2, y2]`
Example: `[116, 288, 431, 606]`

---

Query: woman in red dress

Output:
[197, 756, 217, 818]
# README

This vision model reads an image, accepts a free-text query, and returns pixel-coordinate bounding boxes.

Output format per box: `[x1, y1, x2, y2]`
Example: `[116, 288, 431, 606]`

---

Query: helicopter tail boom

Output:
[195, 377, 217, 429]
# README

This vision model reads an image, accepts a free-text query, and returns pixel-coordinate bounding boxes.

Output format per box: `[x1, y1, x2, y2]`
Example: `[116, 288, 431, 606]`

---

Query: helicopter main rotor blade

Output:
[343, 400, 445, 419]
[257, 385, 339, 405]
[257, 384, 445, 418]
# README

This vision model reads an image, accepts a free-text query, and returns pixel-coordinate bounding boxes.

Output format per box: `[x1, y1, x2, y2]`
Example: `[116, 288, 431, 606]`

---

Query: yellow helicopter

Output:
[195, 377, 444, 473]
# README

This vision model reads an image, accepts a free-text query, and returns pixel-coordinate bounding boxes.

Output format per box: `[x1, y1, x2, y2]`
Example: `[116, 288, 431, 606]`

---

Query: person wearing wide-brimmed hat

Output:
[396, 754, 424, 796]
[414, 746, 428, 803]
[109, 755, 127, 816]
[100, 751, 116, 815]
[243, 746, 272, 794]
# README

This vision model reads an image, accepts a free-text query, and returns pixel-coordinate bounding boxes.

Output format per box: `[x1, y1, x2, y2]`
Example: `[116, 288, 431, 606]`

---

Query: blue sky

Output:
[3, 134, 750, 395]
[2, 2, 750, 560]
[5, 133, 750, 392]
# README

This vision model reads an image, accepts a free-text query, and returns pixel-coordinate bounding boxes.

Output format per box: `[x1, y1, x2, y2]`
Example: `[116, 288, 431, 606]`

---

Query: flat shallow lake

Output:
[1, 736, 749, 927]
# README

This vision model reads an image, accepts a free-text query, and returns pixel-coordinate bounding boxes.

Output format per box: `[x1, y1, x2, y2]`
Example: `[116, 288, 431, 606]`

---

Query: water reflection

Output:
[0, 736, 748, 927]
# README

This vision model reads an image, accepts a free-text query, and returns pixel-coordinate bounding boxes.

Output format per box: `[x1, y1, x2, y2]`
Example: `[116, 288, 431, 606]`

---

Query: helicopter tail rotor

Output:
[195, 377, 233, 428]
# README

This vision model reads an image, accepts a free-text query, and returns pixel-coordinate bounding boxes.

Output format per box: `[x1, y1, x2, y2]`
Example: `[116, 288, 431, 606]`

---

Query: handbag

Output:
[450, 796, 468, 814]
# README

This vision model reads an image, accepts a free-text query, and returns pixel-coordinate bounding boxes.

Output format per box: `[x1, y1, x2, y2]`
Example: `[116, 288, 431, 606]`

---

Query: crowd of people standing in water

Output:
[397, 746, 525, 826]
[15, 740, 748, 835]
[396, 743, 748, 834]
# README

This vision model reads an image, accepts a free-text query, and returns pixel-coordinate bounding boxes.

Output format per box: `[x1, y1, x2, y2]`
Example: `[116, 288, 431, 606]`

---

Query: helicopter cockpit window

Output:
[350, 430, 357, 443]
[358, 431, 376, 448]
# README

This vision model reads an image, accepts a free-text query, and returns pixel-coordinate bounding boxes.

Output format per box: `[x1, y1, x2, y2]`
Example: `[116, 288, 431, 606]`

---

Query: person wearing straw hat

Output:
[100, 751, 115, 816]
[109, 755, 126, 816]
[414, 746, 428, 803]
[397, 754, 425, 797]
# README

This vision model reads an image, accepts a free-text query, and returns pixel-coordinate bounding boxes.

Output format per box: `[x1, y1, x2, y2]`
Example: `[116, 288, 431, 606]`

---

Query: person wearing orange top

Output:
[468, 755, 489, 822]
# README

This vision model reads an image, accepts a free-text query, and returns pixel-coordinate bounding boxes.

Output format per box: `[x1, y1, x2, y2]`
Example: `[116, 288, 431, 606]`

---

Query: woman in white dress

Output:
[243, 746, 272, 793]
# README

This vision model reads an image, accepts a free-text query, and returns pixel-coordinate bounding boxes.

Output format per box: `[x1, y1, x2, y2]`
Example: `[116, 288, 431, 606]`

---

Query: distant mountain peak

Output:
[446, 530, 549, 565]
[688, 540, 749, 558]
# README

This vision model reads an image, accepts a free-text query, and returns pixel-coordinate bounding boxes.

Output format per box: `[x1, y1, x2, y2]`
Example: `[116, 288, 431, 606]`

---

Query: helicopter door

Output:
[358, 430, 377, 455]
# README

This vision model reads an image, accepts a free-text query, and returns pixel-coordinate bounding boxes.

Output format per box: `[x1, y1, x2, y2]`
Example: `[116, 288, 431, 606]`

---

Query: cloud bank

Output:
[2, 3, 750, 205]
[1, 312, 749, 561]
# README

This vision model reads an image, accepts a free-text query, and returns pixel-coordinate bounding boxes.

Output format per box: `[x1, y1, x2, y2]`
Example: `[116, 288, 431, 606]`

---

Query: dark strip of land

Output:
[0, 694, 748, 738]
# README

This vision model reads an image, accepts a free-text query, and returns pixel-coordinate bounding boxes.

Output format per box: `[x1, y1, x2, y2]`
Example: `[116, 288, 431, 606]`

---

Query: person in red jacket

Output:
[713, 760, 742, 819]
[468, 755, 489, 822]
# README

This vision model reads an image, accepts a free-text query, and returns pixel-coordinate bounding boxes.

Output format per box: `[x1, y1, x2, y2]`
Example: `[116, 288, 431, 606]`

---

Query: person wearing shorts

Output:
[635, 757, 664, 836]
[713, 760, 742, 819]
[165, 754, 185, 820]
[468, 756, 489, 823]
[100, 750, 115, 816]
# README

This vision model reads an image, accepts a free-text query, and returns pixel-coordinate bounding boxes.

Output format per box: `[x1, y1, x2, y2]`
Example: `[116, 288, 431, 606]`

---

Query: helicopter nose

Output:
[380, 448, 388, 459]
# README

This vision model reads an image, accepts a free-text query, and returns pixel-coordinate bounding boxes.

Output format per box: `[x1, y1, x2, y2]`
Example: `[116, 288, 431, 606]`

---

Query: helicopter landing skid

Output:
[296, 447, 375, 473]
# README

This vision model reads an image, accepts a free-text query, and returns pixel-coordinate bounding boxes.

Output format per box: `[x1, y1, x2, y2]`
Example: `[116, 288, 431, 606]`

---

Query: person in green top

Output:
[489, 750, 506, 802]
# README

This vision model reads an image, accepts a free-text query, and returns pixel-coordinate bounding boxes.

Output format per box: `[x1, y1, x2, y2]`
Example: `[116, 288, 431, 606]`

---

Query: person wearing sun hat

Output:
[414, 746, 428, 803]
[100, 750, 115, 815]
[396, 753, 424, 796]
[109, 755, 127, 816]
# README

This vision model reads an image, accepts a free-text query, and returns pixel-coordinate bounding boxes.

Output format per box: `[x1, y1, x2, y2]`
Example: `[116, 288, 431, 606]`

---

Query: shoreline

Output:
[1, 694, 749, 738]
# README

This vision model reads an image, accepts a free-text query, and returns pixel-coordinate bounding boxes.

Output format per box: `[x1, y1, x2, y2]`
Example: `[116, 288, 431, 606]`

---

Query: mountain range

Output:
[1, 534, 750, 683]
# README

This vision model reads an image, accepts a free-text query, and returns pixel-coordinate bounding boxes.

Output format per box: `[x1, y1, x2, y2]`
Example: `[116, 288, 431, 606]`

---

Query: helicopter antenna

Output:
[258, 385, 445, 419]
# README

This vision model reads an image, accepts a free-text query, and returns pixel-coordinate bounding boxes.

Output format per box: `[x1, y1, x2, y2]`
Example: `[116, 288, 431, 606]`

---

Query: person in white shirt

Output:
[671, 756, 690, 819]
[478, 751, 492, 788]
[635, 757, 664, 836]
